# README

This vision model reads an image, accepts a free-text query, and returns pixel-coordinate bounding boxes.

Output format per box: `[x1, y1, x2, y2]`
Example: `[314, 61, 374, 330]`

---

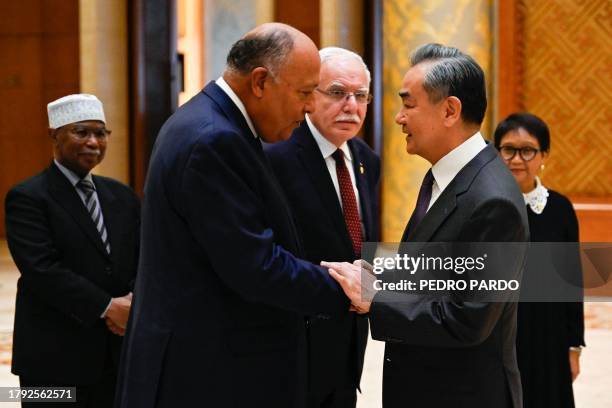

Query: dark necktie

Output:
[77, 179, 111, 254]
[402, 169, 434, 240]
[332, 149, 362, 257]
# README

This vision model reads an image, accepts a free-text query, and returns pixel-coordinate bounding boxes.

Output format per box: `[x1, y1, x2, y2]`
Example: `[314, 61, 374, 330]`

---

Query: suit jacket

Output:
[115, 82, 349, 408]
[5, 162, 140, 384]
[369, 144, 529, 408]
[265, 121, 380, 398]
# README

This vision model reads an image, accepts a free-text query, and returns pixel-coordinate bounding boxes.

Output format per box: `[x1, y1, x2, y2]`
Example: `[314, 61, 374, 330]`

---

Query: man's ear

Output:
[250, 67, 270, 98]
[443, 96, 462, 126]
[48, 128, 58, 143]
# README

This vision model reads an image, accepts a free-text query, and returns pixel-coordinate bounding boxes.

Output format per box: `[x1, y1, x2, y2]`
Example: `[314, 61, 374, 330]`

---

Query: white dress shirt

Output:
[305, 114, 362, 218]
[216, 76, 259, 139]
[54, 159, 105, 219]
[428, 131, 487, 210]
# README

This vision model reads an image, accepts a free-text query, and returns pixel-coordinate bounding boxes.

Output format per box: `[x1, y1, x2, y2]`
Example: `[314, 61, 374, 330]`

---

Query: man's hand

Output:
[105, 317, 126, 336]
[321, 260, 376, 314]
[569, 349, 581, 382]
[105, 292, 133, 336]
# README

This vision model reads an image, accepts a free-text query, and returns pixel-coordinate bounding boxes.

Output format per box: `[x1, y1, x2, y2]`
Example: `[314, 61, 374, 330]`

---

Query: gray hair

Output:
[319, 47, 371, 86]
[410, 43, 487, 125]
[226, 29, 295, 77]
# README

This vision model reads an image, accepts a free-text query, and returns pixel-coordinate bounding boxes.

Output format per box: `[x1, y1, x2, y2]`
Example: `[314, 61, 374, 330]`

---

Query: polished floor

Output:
[0, 241, 610, 407]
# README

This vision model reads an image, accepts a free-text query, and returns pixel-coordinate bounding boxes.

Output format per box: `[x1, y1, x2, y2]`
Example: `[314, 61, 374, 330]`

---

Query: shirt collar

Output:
[431, 131, 486, 192]
[215, 76, 258, 139]
[523, 176, 549, 214]
[306, 114, 352, 162]
[54, 159, 93, 188]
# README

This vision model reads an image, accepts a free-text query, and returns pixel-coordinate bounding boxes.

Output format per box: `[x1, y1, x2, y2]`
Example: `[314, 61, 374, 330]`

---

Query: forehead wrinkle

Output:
[327, 80, 345, 87]
[324, 75, 369, 89]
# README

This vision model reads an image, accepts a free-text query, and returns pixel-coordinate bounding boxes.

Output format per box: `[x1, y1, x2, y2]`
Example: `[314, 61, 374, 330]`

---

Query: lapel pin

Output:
[359, 162, 365, 174]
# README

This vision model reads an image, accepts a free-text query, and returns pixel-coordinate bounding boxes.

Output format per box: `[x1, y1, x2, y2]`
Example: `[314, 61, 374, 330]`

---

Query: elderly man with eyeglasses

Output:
[266, 47, 380, 408]
[5, 94, 140, 408]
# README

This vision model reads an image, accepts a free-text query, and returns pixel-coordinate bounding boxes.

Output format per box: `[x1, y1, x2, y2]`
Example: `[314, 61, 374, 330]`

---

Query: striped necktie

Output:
[77, 179, 111, 254]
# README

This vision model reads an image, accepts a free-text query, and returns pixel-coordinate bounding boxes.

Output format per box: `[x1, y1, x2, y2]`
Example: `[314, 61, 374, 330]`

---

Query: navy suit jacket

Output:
[265, 121, 380, 397]
[5, 163, 140, 384]
[115, 82, 348, 408]
[369, 144, 529, 408]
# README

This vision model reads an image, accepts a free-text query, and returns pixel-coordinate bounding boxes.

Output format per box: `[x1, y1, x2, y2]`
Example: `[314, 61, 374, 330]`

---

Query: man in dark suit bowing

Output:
[116, 24, 349, 408]
[266, 47, 379, 408]
[323, 43, 529, 408]
[5, 94, 140, 407]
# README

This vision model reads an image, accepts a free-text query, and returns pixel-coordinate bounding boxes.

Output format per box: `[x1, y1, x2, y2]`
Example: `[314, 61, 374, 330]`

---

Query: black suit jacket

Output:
[369, 144, 529, 408]
[265, 121, 380, 397]
[115, 82, 348, 408]
[5, 162, 140, 384]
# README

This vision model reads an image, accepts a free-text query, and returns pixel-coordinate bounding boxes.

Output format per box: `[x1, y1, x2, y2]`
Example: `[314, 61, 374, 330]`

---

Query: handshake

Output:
[321, 260, 377, 314]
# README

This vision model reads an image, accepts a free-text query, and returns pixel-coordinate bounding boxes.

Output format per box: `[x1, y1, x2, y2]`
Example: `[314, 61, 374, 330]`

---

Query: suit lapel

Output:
[202, 81, 264, 157]
[47, 164, 110, 258]
[406, 144, 498, 242]
[348, 139, 373, 241]
[294, 125, 354, 253]
[203, 81, 302, 252]
[203, 82, 276, 172]
[407, 188, 457, 242]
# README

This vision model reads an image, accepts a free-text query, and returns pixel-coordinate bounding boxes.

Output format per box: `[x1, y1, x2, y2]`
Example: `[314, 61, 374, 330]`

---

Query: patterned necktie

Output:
[332, 149, 362, 257]
[403, 169, 434, 240]
[77, 179, 111, 254]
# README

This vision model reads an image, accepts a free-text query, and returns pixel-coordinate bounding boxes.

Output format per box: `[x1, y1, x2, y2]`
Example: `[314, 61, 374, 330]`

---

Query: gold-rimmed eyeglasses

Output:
[315, 88, 373, 105]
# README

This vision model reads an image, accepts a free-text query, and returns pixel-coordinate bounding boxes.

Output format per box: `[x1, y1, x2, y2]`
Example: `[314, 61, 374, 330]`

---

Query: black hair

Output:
[494, 112, 551, 152]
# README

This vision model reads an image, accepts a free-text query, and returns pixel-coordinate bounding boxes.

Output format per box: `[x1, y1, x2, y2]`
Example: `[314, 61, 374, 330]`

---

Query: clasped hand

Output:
[105, 292, 133, 336]
[321, 260, 377, 314]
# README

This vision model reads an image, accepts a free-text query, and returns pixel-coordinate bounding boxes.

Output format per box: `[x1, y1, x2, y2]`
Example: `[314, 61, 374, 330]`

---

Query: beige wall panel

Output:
[178, 0, 205, 106]
[320, 0, 364, 55]
[80, 0, 129, 183]
[382, 0, 493, 241]
[256, 0, 275, 24]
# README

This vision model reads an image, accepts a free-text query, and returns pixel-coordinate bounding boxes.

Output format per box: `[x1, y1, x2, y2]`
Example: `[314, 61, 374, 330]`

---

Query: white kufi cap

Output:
[47, 94, 106, 128]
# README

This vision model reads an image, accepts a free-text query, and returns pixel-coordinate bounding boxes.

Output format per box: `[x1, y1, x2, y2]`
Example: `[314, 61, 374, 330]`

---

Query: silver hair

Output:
[319, 47, 371, 86]
[409, 43, 487, 125]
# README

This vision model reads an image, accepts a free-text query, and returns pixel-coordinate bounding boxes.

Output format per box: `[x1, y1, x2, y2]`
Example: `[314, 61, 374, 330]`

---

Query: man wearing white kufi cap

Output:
[5, 93, 140, 407]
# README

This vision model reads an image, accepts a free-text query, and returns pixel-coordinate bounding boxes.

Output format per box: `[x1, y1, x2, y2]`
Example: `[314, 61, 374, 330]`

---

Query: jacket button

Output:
[105, 266, 112, 274]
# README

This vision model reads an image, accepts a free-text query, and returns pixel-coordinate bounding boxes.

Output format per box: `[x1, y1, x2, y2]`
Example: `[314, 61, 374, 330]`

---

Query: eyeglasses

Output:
[315, 88, 373, 105]
[498, 145, 540, 161]
[66, 125, 112, 140]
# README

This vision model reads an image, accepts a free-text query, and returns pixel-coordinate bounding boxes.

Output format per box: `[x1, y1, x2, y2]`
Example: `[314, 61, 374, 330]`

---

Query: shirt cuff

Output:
[100, 299, 113, 318]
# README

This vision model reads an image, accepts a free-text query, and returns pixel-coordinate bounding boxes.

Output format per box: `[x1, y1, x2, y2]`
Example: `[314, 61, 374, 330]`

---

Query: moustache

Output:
[334, 114, 360, 124]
